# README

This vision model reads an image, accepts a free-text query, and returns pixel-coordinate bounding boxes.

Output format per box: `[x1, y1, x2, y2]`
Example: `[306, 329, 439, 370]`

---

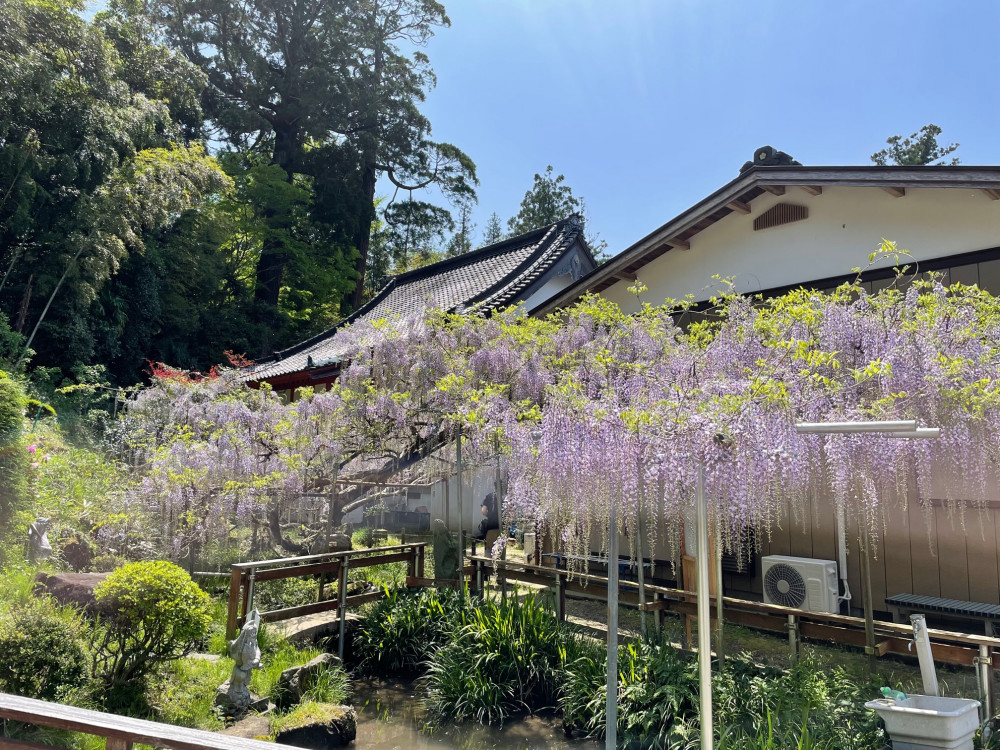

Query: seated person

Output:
[474, 492, 500, 540]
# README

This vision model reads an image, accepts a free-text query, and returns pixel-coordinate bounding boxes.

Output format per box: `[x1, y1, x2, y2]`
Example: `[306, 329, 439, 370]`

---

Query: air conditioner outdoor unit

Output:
[761, 555, 839, 614]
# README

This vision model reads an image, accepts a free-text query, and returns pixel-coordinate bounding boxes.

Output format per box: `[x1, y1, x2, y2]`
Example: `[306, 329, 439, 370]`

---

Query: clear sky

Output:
[410, 0, 1000, 257]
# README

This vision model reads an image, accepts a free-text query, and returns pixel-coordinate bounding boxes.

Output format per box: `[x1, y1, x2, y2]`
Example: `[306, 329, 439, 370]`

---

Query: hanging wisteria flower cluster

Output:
[126, 267, 1000, 566]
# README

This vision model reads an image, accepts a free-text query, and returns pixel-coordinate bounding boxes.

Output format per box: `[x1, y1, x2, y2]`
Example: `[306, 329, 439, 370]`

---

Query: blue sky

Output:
[410, 0, 1000, 256]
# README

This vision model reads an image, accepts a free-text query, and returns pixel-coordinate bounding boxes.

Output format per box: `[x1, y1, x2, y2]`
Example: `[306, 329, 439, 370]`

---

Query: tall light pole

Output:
[793, 420, 940, 666]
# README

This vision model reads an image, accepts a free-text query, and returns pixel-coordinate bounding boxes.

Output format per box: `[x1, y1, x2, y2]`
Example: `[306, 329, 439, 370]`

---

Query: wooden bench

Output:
[886, 593, 1000, 636]
[541, 552, 654, 580]
[0, 692, 301, 750]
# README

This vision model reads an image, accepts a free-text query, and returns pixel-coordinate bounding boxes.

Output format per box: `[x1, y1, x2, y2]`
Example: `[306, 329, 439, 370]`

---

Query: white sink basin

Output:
[865, 695, 981, 750]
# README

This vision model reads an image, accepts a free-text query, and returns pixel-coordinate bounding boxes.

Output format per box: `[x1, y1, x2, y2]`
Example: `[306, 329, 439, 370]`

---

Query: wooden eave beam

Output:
[800, 185, 823, 196]
[761, 184, 786, 196]
[983, 188, 1000, 201]
[882, 186, 906, 198]
[615, 271, 637, 282]
[726, 200, 751, 215]
[668, 238, 690, 250]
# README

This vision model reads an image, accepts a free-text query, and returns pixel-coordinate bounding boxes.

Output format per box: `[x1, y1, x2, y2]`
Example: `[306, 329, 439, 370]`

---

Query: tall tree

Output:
[507, 166, 607, 258]
[0, 0, 229, 372]
[871, 124, 960, 166]
[482, 212, 505, 246]
[507, 166, 581, 236]
[445, 197, 476, 257]
[149, 0, 477, 318]
[338, 0, 477, 308]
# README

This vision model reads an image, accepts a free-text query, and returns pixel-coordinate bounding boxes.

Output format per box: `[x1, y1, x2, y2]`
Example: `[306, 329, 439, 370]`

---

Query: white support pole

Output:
[606, 496, 619, 750]
[696, 464, 714, 750]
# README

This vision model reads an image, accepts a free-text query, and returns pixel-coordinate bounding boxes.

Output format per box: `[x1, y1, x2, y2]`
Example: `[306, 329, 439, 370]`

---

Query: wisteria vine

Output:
[124, 266, 1000, 566]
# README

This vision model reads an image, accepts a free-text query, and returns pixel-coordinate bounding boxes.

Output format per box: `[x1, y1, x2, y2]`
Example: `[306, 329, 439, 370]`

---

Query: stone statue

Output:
[432, 519, 460, 581]
[28, 517, 52, 562]
[215, 608, 263, 715]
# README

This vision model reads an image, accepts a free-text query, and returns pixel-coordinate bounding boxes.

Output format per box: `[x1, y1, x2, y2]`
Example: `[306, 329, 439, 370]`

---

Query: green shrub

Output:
[254, 576, 319, 612]
[354, 586, 464, 674]
[91, 561, 212, 703]
[0, 608, 88, 701]
[423, 591, 572, 724]
[0, 371, 28, 524]
[247, 627, 350, 705]
[561, 640, 886, 750]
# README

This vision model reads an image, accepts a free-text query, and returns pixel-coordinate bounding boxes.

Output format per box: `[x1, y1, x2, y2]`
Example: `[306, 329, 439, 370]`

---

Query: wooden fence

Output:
[0, 692, 303, 750]
[471, 554, 1000, 713]
[225, 543, 427, 640]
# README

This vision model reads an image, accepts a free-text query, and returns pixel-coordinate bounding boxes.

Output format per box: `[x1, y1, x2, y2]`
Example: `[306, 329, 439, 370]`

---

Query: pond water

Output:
[352, 676, 602, 750]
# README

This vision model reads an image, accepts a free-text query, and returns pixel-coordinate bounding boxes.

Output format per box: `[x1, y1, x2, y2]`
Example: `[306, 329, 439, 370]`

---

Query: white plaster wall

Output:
[341, 463, 498, 534]
[603, 187, 1000, 313]
[524, 272, 581, 313]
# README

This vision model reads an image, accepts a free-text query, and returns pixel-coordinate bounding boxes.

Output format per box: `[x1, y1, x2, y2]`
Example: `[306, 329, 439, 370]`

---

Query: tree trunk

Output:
[15, 273, 32, 333]
[350, 160, 378, 310]
[253, 122, 300, 313]
[266, 501, 308, 555]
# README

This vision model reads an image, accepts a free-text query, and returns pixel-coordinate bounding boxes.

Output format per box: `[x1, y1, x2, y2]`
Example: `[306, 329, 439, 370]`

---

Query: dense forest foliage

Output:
[0, 0, 602, 397]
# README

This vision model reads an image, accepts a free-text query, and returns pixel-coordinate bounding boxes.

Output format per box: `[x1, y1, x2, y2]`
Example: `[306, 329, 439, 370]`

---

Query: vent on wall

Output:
[753, 202, 808, 231]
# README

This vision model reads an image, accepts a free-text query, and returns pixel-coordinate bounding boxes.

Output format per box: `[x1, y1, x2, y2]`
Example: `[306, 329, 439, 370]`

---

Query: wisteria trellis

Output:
[126, 268, 1000, 566]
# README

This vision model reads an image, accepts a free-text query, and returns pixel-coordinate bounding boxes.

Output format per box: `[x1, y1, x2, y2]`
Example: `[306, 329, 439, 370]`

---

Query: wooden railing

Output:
[225, 543, 427, 640]
[0, 692, 302, 750]
[470, 554, 1000, 670]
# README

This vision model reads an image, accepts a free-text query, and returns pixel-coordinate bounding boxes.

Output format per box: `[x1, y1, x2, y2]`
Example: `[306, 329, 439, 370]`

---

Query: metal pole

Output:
[978, 644, 993, 719]
[715, 516, 724, 665]
[859, 528, 876, 670]
[637, 473, 648, 638]
[606, 494, 619, 750]
[456, 428, 464, 536]
[696, 464, 714, 750]
[338, 556, 348, 661]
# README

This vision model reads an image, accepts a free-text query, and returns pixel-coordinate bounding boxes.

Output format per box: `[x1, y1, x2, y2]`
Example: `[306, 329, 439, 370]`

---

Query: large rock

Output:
[219, 714, 270, 740]
[274, 704, 357, 748]
[275, 653, 341, 709]
[33, 572, 109, 613]
[328, 534, 352, 553]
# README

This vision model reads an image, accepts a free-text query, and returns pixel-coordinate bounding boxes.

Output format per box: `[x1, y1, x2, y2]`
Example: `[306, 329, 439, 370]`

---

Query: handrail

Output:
[470, 555, 1000, 654]
[0, 692, 300, 750]
[231, 542, 426, 570]
[226, 543, 428, 640]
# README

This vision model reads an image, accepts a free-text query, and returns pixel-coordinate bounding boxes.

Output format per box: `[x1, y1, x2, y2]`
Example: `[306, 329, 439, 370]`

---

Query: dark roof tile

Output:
[250, 216, 587, 382]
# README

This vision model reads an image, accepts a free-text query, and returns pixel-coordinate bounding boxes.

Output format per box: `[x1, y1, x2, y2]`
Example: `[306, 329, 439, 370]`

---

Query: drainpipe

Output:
[835, 503, 852, 611]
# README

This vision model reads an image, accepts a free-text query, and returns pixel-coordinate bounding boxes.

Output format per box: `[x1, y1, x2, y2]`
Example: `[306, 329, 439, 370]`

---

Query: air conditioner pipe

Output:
[835, 504, 852, 610]
[911, 614, 940, 696]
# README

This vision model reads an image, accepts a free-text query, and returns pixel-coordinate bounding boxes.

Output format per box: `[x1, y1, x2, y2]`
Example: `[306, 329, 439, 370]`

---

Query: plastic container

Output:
[865, 695, 981, 750]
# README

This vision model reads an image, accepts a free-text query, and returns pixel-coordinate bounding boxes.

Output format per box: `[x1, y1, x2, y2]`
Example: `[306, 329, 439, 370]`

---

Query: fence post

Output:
[787, 614, 800, 663]
[554, 572, 565, 621]
[226, 567, 242, 640]
[338, 556, 348, 661]
[417, 544, 425, 579]
[407, 546, 416, 580]
[476, 558, 483, 595]
[653, 591, 663, 634]
[106, 738, 133, 750]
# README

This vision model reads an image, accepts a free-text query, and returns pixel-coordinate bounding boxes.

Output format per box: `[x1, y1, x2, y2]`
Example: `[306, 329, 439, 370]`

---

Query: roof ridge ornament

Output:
[740, 146, 803, 174]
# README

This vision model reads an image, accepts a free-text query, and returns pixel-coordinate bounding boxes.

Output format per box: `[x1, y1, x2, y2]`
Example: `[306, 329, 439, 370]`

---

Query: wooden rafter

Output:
[984, 189, 1000, 201]
[726, 200, 751, 215]
[669, 238, 690, 250]
[616, 271, 638, 282]
[800, 185, 823, 196]
[761, 184, 786, 196]
[882, 186, 906, 198]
